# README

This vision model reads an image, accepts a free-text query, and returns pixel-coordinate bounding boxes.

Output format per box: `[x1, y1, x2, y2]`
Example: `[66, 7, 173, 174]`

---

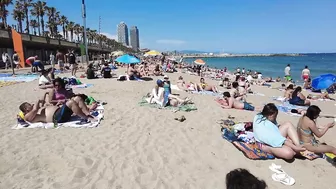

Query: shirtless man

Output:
[230, 82, 246, 101]
[301, 65, 310, 81]
[19, 97, 95, 123]
[56, 50, 66, 71]
[220, 92, 255, 111]
[127, 63, 140, 80]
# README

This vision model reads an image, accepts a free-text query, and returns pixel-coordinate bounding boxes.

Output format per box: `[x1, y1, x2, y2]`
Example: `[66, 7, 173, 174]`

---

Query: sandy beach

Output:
[0, 68, 336, 189]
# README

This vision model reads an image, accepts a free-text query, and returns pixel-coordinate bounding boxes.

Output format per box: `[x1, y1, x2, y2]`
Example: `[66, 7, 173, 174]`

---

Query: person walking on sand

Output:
[284, 64, 291, 81]
[50, 52, 55, 69]
[301, 65, 310, 81]
[12, 51, 20, 69]
[56, 50, 66, 71]
[68, 49, 77, 76]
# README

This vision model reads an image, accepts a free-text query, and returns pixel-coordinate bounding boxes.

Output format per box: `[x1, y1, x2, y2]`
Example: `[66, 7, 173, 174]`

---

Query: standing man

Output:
[56, 50, 66, 71]
[301, 65, 310, 81]
[284, 64, 291, 81]
[12, 51, 20, 69]
[49, 52, 55, 69]
[68, 49, 77, 76]
[2, 52, 10, 69]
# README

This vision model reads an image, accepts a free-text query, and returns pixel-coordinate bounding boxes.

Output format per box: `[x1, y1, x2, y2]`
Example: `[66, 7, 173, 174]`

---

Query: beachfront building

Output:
[130, 26, 140, 51]
[117, 22, 129, 46]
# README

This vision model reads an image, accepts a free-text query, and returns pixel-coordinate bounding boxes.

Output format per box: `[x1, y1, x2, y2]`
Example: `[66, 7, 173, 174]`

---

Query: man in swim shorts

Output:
[19, 97, 95, 123]
[221, 92, 255, 111]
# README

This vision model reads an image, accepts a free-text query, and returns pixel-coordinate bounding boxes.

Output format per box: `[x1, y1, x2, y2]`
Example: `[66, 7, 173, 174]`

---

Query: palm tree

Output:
[46, 6, 56, 36]
[0, 0, 13, 28]
[18, 0, 33, 34]
[12, 1, 24, 32]
[66, 21, 74, 41]
[74, 23, 82, 42]
[59, 15, 68, 39]
[34, 1, 47, 35]
[29, 19, 39, 35]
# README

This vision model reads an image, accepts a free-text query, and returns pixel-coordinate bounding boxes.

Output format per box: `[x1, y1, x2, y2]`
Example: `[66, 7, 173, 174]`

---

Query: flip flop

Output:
[269, 163, 285, 174]
[272, 173, 295, 186]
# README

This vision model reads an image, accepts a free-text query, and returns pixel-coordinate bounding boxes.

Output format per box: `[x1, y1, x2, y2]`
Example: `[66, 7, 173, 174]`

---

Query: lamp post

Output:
[82, 0, 89, 64]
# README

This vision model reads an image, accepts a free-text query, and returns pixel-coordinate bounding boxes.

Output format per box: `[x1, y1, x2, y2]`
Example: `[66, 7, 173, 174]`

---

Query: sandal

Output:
[272, 173, 295, 186]
[269, 163, 285, 174]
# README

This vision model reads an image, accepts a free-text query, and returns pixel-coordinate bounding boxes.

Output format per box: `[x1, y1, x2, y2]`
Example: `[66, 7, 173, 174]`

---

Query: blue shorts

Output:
[243, 102, 255, 111]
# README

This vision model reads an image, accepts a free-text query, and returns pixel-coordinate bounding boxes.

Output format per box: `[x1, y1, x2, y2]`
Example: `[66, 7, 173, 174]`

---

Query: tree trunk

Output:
[62, 25, 65, 39]
[19, 20, 23, 33]
[70, 31, 73, 42]
[25, 9, 29, 34]
[40, 16, 44, 34]
[37, 16, 41, 36]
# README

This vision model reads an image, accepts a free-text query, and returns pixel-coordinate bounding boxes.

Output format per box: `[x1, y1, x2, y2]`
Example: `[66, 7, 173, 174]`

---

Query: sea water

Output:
[184, 53, 336, 81]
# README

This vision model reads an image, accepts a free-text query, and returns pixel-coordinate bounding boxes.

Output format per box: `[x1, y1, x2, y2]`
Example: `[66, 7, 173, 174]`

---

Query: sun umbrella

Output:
[115, 54, 140, 64]
[111, 51, 125, 56]
[194, 59, 206, 65]
[312, 74, 336, 90]
[145, 50, 161, 56]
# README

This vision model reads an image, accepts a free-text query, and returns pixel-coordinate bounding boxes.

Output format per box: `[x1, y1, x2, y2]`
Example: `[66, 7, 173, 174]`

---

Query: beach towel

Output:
[191, 91, 222, 97]
[222, 128, 274, 160]
[0, 74, 39, 83]
[272, 96, 286, 102]
[0, 81, 24, 87]
[248, 92, 265, 96]
[139, 97, 197, 112]
[299, 150, 322, 160]
[70, 83, 94, 89]
[171, 84, 182, 91]
[12, 105, 104, 129]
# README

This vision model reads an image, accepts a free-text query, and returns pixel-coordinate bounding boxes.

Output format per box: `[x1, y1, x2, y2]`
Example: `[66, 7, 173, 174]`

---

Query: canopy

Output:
[111, 51, 125, 56]
[194, 59, 206, 65]
[145, 50, 161, 56]
[312, 74, 336, 90]
[115, 54, 140, 64]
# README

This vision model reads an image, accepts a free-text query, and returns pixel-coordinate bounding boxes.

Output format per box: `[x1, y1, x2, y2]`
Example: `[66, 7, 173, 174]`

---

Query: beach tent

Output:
[194, 59, 206, 65]
[115, 54, 140, 64]
[312, 74, 336, 90]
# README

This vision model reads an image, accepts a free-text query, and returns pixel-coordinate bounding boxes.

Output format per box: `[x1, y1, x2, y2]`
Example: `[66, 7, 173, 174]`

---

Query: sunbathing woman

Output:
[284, 84, 294, 100]
[307, 92, 335, 101]
[253, 103, 305, 160]
[147, 79, 191, 107]
[199, 77, 219, 93]
[177, 76, 188, 91]
[289, 87, 311, 106]
[297, 105, 336, 155]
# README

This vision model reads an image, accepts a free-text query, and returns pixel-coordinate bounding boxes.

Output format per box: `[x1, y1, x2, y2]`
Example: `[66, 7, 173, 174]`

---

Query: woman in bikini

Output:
[297, 105, 336, 155]
[199, 77, 219, 93]
[288, 86, 311, 106]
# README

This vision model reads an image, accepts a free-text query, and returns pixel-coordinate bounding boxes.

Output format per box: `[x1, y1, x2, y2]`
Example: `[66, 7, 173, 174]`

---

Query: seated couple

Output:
[19, 96, 97, 124]
[47, 78, 97, 111]
[253, 103, 336, 160]
[87, 63, 113, 79]
[146, 79, 192, 107]
[219, 92, 256, 111]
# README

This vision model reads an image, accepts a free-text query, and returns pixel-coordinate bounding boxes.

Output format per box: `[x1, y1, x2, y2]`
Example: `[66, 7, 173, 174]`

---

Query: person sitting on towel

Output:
[199, 77, 219, 93]
[86, 63, 97, 79]
[127, 63, 140, 80]
[284, 84, 294, 100]
[19, 96, 95, 123]
[220, 92, 256, 111]
[101, 63, 112, 78]
[288, 86, 311, 106]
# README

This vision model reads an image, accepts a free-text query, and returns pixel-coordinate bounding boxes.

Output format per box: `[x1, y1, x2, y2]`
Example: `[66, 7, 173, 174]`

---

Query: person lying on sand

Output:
[297, 105, 336, 155]
[19, 96, 96, 123]
[253, 103, 306, 160]
[289, 86, 311, 106]
[199, 77, 219, 93]
[220, 92, 256, 111]
[307, 92, 335, 101]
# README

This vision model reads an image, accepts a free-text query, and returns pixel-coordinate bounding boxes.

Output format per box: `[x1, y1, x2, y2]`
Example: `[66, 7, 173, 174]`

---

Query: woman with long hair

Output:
[297, 105, 336, 154]
[288, 86, 310, 106]
[253, 103, 305, 160]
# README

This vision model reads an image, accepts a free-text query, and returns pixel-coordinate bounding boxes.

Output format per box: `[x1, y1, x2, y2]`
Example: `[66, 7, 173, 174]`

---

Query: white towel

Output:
[171, 84, 182, 91]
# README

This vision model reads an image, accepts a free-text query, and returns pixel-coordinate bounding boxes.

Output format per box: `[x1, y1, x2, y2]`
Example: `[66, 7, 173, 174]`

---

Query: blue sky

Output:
[6, 0, 336, 53]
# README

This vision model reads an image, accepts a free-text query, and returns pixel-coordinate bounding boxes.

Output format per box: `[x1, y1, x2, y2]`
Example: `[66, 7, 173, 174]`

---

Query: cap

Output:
[163, 75, 169, 79]
[156, 79, 163, 85]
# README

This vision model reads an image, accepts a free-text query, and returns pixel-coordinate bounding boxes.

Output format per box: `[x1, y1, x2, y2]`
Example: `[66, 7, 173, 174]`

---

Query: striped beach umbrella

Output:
[194, 59, 206, 65]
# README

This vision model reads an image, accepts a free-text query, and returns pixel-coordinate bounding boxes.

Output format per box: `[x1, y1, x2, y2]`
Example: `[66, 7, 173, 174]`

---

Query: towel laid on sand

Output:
[70, 83, 94, 88]
[12, 105, 104, 129]
[139, 97, 197, 112]
[171, 84, 182, 91]
[191, 91, 222, 97]
[222, 127, 274, 160]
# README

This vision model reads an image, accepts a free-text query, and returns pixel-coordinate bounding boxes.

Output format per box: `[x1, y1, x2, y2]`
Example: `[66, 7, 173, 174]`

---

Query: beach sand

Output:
[0, 68, 335, 189]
